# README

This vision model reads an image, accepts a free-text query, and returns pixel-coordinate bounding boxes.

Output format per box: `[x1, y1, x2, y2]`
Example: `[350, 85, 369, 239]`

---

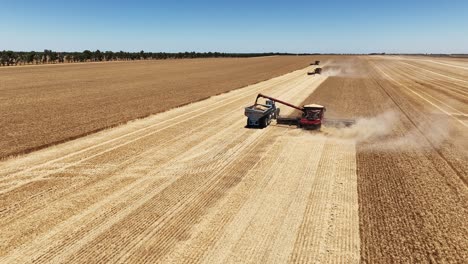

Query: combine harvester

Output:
[310, 60, 320, 65]
[307, 68, 322, 75]
[245, 93, 355, 129]
[308, 60, 322, 75]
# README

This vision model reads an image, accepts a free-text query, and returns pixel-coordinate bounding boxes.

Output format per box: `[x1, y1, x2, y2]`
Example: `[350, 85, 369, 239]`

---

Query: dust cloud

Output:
[322, 62, 361, 77]
[321, 66, 343, 77]
[320, 110, 454, 151]
[321, 111, 398, 142]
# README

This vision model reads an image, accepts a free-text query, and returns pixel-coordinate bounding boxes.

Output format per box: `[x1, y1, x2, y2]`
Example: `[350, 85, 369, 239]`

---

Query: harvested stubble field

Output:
[0, 55, 315, 159]
[303, 56, 467, 262]
[0, 55, 467, 263]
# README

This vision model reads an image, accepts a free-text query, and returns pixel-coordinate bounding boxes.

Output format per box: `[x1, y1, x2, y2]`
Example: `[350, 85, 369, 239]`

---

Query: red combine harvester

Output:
[245, 93, 354, 129]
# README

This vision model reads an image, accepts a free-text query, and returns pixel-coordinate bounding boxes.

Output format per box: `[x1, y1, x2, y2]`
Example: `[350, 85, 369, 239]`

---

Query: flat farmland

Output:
[0, 55, 466, 263]
[1, 61, 363, 263]
[0, 55, 316, 159]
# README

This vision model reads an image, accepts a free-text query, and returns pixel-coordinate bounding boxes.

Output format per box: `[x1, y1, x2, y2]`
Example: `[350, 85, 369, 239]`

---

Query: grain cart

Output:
[244, 97, 280, 128]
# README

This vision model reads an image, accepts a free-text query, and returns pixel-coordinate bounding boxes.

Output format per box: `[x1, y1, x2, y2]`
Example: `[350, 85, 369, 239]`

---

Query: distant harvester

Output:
[307, 67, 322, 75]
[310, 60, 320, 65]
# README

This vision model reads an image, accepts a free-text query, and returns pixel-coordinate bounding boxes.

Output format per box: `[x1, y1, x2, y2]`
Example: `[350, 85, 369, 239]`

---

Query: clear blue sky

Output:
[1, 0, 467, 53]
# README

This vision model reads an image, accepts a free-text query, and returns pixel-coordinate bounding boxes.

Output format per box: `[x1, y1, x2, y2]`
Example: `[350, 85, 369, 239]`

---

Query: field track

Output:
[1, 56, 467, 263]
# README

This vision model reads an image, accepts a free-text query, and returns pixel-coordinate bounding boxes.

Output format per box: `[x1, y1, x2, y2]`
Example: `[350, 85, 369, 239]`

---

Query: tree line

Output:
[0, 50, 311, 66]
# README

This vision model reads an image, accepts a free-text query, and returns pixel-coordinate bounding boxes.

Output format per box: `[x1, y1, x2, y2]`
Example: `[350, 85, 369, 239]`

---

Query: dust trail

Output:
[320, 110, 455, 152]
[321, 66, 344, 77]
[321, 111, 398, 142]
[322, 61, 362, 77]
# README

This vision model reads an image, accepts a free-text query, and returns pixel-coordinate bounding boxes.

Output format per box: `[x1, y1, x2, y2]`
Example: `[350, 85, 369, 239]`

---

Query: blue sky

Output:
[1, 0, 467, 53]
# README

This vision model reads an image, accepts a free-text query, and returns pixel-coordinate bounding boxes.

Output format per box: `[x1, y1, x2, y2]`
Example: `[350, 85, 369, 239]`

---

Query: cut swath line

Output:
[398, 61, 468, 85]
[411, 86, 466, 115]
[375, 64, 468, 128]
[389, 63, 468, 114]
[0, 69, 306, 179]
[404, 58, 468, 70]
[392, 61, 468, 98]
[0, 70, 320, 206]
[0, 74, 308, 195]
[0, 67, 328, 263]
[427, 60, 468, 70]
[416, 76, 468, 99]
[0, 120, 264, 264]
[450, 113, 468, 117]
[0, 102, 258, 215]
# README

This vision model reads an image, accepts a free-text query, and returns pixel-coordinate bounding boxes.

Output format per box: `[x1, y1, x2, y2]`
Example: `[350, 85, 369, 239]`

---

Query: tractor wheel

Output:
[260, 117, 268, 128]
